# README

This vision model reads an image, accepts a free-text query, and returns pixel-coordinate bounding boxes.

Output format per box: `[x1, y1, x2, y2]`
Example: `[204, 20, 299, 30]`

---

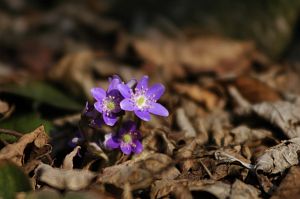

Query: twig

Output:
[0, 128, 23, 137]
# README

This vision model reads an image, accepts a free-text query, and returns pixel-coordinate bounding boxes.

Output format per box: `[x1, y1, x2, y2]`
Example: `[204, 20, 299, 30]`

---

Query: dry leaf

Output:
[0, 126, 48, 166]
[49, 50, 95, 98]
[255, 138, 300, 174]
[35, 163, 96, 190]
[214, 149, 254, 170]
[176, 108, 197, 138]
[143, 128, 175, 155]
[230, 126, 272, 144]
[97, 153, 179, 190]
[173, 83, 220, 110]
[234, 76, 281, 103]
[132, 30, 254, 78]
[230, 180, 260, 199]
[240, 101, 300, 138]
[62, 146, 81, 170]
[271, 166, 300, 199]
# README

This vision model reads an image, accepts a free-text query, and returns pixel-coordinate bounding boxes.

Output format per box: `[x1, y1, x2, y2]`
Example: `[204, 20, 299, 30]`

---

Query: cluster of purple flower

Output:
[90, 75, 169, 155]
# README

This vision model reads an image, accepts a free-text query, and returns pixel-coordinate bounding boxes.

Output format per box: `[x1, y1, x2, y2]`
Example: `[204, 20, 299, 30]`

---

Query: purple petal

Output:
[103, 114, 118, 126]
[148, 102, 169, 117]
[126, 79, 137, 89]
[104, 134, 119, 149]
[118, 84, 131, 98]
[147, 83, 165, 100]
[132, 140, 143, 154]
[137, 76, 149, 90]
[123, 121, 137, 132]
[120, 143, 132, 155]
[108, 78, 121, 92]
[94, 102, 103, 113]
[91, 88, 106, 101]
[120, 98, 135, 111]
[134, 110, 151, 121]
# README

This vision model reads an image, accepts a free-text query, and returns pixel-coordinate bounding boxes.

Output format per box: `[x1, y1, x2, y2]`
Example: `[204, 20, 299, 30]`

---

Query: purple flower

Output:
[118, 75, 169, 121]
[83, 102, 103, 128]
[68, 131, 84, 148]
[104, 121, 143, 155]
[91, 76, 124, 126]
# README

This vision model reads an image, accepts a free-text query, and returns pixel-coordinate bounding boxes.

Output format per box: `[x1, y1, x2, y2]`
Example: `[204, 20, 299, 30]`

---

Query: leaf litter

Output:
[0, 2, 300, 198]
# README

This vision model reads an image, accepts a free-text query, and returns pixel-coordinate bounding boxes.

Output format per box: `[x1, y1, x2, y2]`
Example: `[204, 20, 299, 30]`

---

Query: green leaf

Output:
[1, 81, 82, 111]
[0, 162, 32, 199]
[0, 113, 53, 142]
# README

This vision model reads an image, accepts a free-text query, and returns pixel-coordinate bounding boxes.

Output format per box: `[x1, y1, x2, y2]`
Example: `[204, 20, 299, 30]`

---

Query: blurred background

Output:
[0, 0, 300, 132]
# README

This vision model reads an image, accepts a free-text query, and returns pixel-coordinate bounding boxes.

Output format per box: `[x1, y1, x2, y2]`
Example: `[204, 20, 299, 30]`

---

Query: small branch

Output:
[0, 128, 23, 137]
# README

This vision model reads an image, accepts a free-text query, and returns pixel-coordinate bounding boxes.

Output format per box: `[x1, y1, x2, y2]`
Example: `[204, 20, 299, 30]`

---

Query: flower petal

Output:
[123, 121, 137, 132]
[132, 140, 143, 154]
[94, 102, 103, 113]
[148, 102, 169, 117]
[134, 110, 151, 121]
[120, 143, 132, 155]
[103, 114, 118, 126]
[120, 98, 135, 111]
[147, 83, 165, 100]
[136, 76, 148, 90]
[91, 88, 106, 101]
[104, 133, 120, 149]
[118, 84, 131, 98]
[108, 78, 121, 92]
[126, 79, 137, 88]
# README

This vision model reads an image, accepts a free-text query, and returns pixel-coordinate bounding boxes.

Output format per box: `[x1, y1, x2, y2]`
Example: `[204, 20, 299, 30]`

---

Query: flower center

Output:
[122, 134, 132, 143]
[105, 100, 115, 111]
[136, 96, 146, 108]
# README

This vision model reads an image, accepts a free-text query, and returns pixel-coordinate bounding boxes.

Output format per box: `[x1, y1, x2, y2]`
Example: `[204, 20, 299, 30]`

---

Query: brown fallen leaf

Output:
[35, 163, 96, 191]
[151, 179, 193, 199]
[143, 128, 176, 156]
[176, 108, 197, 138]
[271, 166, 300, 199]
[195, 181, 231, 199]
[132, 30, 255, 78]
[255, 137, 300, 174]
[230, 180, 260, 199]
[62, 146, 81, 170]
[0, 100, 7, 113]
[240, 101, 300, 138]
[97, 153, 179, 190]
[49, 50, 95, 98]
[173, 83, 221, 110]
[0, 126, 48, 166]
[214, 149, 254, 170]
[233, 76, 281, 103]
[230, 126, 272, 144]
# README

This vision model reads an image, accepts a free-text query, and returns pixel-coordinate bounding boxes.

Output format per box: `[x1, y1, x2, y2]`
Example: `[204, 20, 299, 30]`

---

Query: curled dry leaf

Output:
[62, 146, 81, 170]
[240, 101, 300, 138]
[230, 125, 272, 144]
[271, 166, 300, 199]
[0, 126, 48, 166]
[97, 153, 179, 190]
[35, 163, 96, 191]
[255, 137, 300, 174]
[230, 180, 260, 199]
[143, 128, 175, 156]
[176, 108, 197, 138]
[214, 150, 254, 170]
